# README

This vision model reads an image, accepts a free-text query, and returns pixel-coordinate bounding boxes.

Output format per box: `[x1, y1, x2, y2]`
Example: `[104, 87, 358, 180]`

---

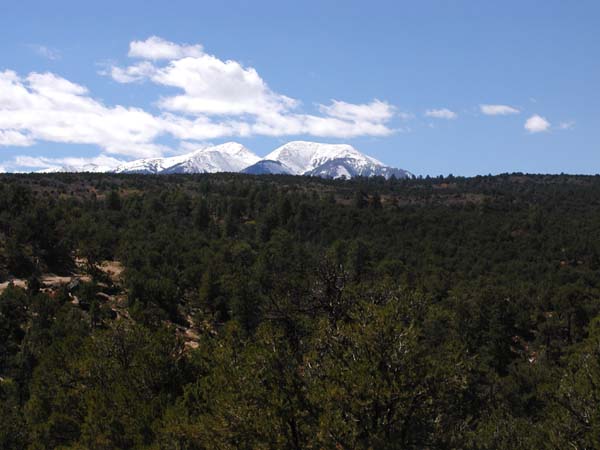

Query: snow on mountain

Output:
[305, 158, 412, 179]
[264, 141, 379, 174]
[22, 141, 411, 179]
[37, 163, 120, 173]
[113, 156, 179, 174]
[115, 142, 260, 174]
[263, 141, 411, 179]
[162, 142, 260, 174]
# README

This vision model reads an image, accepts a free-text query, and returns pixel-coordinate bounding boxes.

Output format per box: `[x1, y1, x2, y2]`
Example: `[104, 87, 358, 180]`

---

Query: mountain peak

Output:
[264, 141, 390, 177]
[32, 141, 411, 179]
[114, 142, 260, 174]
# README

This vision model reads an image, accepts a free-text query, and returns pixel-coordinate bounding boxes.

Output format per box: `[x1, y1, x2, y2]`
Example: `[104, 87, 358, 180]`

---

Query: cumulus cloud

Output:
[0, 70, 166, 157]
[480, 104, 520, 116]
[109, 38, 396, 138]
[0, 130, 34, 146]
[128, 36, 203, 60]
[112, 49, 294, 118]
[524, 114, 551, 133]
[152, 54, 297, 116]
[1, 37, 399, 162]
[425, 108, 457, 119]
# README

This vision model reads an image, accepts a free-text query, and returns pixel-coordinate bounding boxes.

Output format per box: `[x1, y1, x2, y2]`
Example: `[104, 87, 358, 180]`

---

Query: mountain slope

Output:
[27, 141, 411, 178]
[113, 156, 179, 174]
[241, 160, 294, 175]
[306, 158, 412, 179]
[37, 163, 120, 173]
[264, 141, 411, 179]
[162, 142, 259, 174]
[115, 142, 259, 174]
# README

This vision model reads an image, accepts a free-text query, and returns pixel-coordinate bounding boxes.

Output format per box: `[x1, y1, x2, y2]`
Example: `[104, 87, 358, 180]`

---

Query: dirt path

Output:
[99, 260, 124, 281]
[0, 260, 122, 294]
[0, 279, 27, 292]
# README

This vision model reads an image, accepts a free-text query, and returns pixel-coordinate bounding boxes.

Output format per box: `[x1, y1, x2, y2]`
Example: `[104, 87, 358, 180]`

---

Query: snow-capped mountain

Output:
[304, 158, 412, 179]
[262, 141, 411, 179]
[113, 156, 177, 175]
[37, 163, 118, 173]
[25, 141, 411, 179]
[115, 142, 260, 174]
[264, 141, 370, 174]
[163, 142, 260, 174]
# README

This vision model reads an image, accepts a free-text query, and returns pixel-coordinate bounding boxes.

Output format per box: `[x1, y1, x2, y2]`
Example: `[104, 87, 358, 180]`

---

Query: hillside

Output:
[1, 172, 600, 448]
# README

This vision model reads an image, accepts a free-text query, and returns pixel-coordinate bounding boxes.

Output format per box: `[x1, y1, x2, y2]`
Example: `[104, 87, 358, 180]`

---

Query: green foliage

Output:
[549, 318, 600, 448]
[1, 172, 600, 448]
[0, 379, 26, 450]
[106, 189, 122, 211]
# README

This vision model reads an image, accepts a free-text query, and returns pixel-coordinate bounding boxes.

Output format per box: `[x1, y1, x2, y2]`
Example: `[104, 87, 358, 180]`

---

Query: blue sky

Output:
[0, 0, 598, 175]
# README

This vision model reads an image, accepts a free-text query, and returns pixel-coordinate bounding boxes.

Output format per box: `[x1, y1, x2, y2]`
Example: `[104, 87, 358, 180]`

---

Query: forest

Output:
[1, 172, 600, 449]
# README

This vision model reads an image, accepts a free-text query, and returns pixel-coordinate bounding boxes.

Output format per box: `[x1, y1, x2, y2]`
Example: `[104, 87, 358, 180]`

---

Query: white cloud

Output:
[251, 112, 395, 138]
[108, 38, 397, 139]
[177, 141, 213, 153]
[109, 61, 156, 83]
[1, 37, 400, 162]
[12, 155, 58, 168]
[0, 130, 34, 146]
[152, 54, 297, 117]
[480, 104, 520, 116]
[160, 114, 254, 140]
[111, 50, 298, 118]
[12, 154, 124, 171]
[128, 36, 203, 60]
[318, 99, 395, 122]
[558, 121, 575, 130]
[425, 108, 457, 119]
[524, 114, 551, 133]
[0, 70, 166, 157]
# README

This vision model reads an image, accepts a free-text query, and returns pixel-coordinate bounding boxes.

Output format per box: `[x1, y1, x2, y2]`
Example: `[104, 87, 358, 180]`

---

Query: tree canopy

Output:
[1, 172, 600, 448]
